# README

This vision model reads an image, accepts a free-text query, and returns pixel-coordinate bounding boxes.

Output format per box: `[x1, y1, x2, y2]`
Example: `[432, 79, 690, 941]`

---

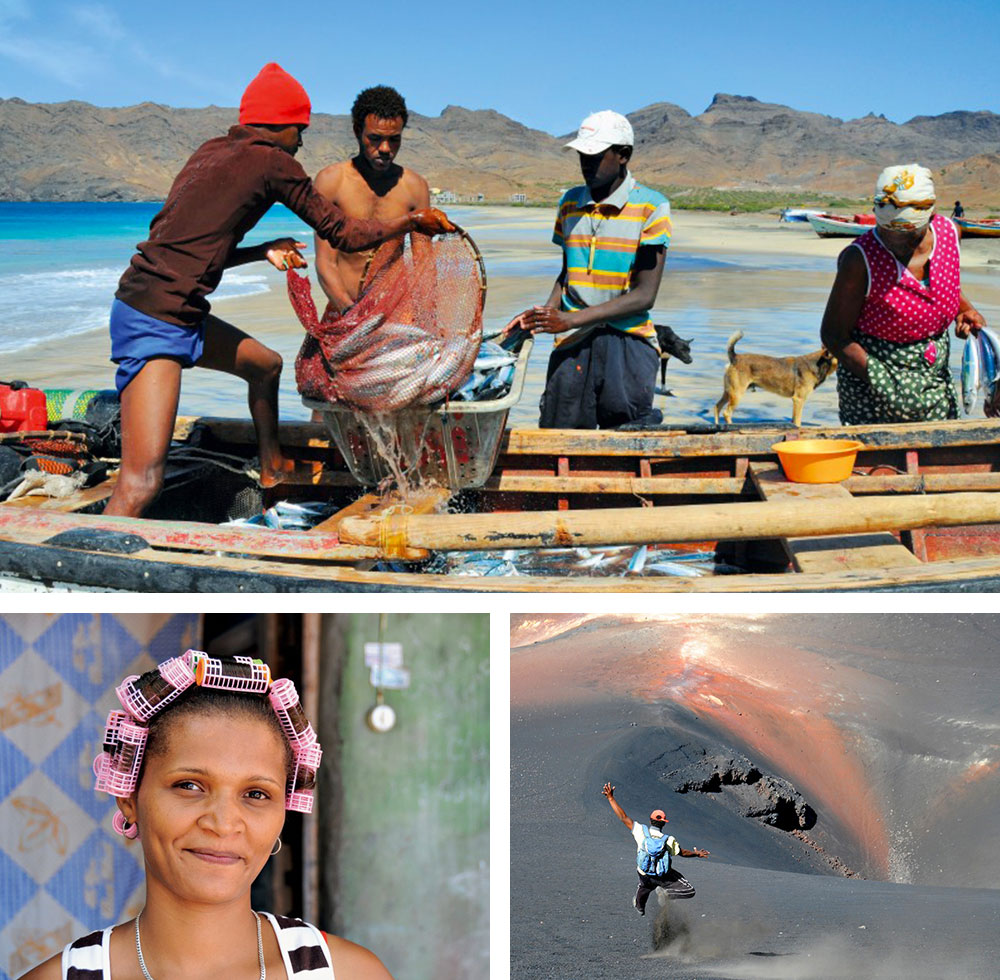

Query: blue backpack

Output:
[637, 825, 672, 877]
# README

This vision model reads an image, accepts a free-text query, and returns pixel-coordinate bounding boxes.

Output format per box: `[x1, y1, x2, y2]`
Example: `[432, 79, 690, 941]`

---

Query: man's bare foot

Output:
[257, 456, 296, 488]
[258, 457, 323, 488]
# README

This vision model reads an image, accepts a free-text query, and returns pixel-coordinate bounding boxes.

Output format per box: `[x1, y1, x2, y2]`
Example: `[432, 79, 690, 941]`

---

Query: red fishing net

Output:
[290, 230, 485, 414]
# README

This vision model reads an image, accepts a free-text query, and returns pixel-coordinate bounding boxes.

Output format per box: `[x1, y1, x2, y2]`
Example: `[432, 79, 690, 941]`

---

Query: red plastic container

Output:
[0, 382, 48, 434]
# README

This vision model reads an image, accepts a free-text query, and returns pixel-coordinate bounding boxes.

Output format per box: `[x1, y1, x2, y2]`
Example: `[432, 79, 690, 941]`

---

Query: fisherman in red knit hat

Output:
[105, 63, 455, 517]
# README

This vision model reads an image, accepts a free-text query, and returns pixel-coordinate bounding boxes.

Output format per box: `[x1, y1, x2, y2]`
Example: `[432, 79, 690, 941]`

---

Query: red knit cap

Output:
[239, 63, 311, 126]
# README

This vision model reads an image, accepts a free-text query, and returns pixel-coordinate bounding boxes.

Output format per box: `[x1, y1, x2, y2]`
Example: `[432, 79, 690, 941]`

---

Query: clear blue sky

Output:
[1, 0, 997, 134]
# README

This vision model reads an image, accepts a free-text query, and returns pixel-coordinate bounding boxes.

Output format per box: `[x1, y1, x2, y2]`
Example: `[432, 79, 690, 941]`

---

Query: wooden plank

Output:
[175, 416, 334, 450]
[749, 462, 920, 572]
[0, 507, 380, 562]
[845, 472, 1000, 494]
[310, 493, 384, 533]
[3, 473, 120, 512]
[483, 471, 1000, 497]
[501, 418, 1000, 458]
[175, 415, 1000, 460]
[484, 473, 745, 495]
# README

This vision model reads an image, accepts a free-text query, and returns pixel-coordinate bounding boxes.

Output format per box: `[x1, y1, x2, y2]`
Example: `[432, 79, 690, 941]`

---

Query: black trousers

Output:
[634, 867, 696, 912]
[539, 327, 659, 429]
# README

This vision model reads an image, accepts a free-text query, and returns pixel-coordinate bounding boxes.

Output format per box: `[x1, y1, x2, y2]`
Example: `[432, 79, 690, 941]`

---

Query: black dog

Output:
[654, 324, 694, 386]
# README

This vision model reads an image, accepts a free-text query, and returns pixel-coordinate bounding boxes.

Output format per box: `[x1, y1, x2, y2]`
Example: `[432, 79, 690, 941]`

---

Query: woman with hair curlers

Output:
[20, 652, 393, 980]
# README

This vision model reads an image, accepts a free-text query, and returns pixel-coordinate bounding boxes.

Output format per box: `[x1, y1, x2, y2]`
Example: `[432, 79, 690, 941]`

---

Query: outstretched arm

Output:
[678, 846, 710, 858]
[602, 782, 633, 830]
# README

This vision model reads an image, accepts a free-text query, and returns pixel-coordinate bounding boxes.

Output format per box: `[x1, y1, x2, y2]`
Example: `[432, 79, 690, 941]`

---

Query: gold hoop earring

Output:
[270, 838, 282, 856]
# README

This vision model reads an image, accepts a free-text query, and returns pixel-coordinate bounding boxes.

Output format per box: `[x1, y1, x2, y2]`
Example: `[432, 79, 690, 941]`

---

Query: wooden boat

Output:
[955, 217, 1000, 238]
[806, 213, 871, 238]
[2, 415, 1000, 592]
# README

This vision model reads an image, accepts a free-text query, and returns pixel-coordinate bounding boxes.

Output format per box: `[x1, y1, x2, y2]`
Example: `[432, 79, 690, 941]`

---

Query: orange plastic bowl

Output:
[771, 439, 863, 483]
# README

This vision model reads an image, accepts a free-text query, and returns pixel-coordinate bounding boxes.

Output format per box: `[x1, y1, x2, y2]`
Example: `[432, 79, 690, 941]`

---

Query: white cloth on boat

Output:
[873, 164, 936, 230]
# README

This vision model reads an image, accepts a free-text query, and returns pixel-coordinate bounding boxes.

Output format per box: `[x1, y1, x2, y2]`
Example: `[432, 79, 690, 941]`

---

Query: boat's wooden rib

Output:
[749, 462, 920, 572]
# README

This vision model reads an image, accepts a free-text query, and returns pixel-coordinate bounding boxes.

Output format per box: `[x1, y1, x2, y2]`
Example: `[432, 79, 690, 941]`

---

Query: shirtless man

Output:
[313, 86, 430, 313]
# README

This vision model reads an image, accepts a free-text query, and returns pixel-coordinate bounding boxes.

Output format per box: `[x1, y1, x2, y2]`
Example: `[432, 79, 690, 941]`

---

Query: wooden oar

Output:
[338, 491, 1000, 556]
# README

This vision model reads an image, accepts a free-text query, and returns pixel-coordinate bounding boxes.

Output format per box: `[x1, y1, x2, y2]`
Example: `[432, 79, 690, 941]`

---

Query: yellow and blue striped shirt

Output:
[552, 172, 671, 347]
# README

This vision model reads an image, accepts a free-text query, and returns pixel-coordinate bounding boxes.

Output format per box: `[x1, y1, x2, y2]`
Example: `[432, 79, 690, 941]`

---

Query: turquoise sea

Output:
[0, 201, 313, 356]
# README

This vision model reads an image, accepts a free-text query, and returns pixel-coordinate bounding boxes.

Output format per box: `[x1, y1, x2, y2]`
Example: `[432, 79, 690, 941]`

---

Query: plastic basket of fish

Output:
[304, 336, 533, 489]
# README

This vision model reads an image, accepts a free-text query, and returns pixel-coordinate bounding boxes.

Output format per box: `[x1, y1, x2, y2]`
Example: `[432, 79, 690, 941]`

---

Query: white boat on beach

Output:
[806, 213, 872, 238]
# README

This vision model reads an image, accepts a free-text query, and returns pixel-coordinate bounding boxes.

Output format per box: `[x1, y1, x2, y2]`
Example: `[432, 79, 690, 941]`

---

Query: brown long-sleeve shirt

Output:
[115, 125, 390, 326]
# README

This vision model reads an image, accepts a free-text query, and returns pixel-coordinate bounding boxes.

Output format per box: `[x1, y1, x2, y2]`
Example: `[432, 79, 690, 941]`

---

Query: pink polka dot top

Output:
[851, 213, 961, 343]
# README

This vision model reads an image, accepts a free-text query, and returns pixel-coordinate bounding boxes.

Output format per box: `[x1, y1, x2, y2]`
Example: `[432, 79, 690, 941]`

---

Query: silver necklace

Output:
[134, 909, 265, 980]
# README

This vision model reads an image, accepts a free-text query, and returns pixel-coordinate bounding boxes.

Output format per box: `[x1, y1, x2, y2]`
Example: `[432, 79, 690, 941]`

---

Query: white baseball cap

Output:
[565, 110, 634, 154]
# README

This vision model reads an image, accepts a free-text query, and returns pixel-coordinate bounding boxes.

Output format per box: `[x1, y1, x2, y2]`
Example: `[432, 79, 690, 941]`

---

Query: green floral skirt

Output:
[837, 330, 959, 425]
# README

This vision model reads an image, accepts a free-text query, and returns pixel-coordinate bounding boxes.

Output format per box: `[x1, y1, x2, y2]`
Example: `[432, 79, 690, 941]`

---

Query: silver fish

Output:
[962, 335, 981, 414]
[626, 545, 648, 574]
[326, 312, 386, 364]
[474, 354, 518, 371]
[981, 327, 1000, 375]
[645, 562, 710, 577]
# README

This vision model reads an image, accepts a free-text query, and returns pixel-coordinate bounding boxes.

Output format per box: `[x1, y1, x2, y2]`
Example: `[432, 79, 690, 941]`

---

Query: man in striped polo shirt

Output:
[513, 110, 672, 428]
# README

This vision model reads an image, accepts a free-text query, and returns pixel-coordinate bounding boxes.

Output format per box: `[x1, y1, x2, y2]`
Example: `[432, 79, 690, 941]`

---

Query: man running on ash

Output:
[602, 782, 710, 915]
[312, 85, 431, 314]
[508, 110, 672, 428]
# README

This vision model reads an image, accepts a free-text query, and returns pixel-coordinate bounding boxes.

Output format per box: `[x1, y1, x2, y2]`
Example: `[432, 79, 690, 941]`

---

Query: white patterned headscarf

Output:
[873, 165, 936, 230]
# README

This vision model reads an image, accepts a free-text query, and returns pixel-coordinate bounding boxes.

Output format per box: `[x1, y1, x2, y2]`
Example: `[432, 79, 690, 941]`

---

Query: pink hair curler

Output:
[286, 741, 322, 813]
[116, 656, 196, 722]
[268, 678, 317, 749]
[94, 710, 148, 797]
[194, 654, 271, 694]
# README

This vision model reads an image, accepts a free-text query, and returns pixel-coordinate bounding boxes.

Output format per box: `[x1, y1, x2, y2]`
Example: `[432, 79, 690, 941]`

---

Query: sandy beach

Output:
[12, 207, 1000, 429]
[510, 614, 1000, 979]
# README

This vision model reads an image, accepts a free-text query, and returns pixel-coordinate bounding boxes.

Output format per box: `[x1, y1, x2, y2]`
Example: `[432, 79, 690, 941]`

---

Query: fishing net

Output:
[290, 227, 486, 414]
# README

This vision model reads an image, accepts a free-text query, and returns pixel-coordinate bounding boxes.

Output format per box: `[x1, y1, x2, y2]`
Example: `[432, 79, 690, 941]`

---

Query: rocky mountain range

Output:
[1, 93, 998, 205]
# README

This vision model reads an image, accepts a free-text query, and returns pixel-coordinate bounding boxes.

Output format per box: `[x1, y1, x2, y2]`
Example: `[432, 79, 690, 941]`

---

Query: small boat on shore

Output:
[779, 208, 824, 223]
[2, 415, 999, 592]
[806, 213, 873, 238]
[955, 217, 1000, 238]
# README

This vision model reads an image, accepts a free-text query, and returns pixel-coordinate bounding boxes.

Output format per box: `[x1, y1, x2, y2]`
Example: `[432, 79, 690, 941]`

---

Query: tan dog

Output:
[713, 331, 837, 426]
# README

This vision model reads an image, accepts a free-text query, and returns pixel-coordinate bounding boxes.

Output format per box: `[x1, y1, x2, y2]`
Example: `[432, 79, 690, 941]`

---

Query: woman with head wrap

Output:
[20, 652, 394, 980]
[820, 164, 997, 423]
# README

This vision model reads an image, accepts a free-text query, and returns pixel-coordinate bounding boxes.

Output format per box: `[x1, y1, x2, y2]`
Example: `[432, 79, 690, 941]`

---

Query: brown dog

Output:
[713, 331, 837, 426]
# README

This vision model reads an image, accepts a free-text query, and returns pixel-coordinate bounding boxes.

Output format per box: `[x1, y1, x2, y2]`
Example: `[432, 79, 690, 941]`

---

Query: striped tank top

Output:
[60, 913, 335, 979]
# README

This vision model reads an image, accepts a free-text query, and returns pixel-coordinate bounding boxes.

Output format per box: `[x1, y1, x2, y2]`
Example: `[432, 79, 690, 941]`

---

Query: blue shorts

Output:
[109, 298, 206, 393]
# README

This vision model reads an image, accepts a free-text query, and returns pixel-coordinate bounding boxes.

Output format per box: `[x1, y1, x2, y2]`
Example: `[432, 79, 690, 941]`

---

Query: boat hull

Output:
[806, 213, 870, 238]
[2, 416, 1000, 592]
[956, 218, 1000, 238]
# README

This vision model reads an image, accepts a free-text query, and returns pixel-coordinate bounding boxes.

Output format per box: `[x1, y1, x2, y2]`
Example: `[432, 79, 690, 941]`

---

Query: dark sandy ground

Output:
[510, 614, 1000, 979]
